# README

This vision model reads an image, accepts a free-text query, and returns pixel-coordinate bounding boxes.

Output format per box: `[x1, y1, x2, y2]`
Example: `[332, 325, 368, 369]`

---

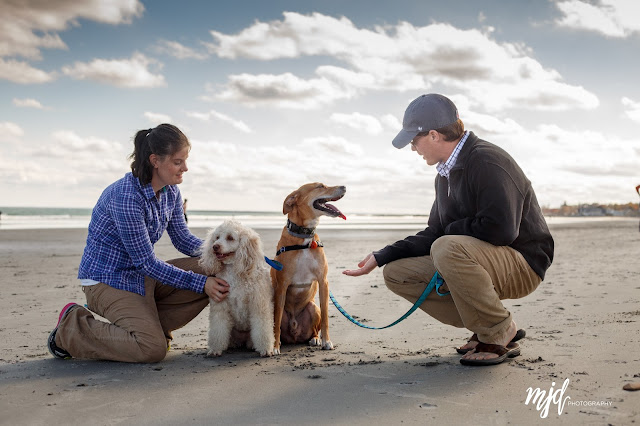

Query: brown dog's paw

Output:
[309, 337, 321, 346]
[321, 340, 334, 350]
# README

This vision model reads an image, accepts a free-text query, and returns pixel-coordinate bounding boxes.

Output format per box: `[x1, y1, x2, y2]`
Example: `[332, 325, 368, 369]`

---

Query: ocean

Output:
[0, 206, 430, 231]
[0, 207, 627, 231]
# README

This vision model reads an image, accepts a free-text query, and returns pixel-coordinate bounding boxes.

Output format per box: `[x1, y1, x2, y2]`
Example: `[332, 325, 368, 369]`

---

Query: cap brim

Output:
[392, 128, 419, 149]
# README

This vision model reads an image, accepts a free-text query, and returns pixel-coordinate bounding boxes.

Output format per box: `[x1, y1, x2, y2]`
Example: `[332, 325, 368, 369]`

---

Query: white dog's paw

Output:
[321, 340, 334, 350]
[258, 348, 274, 357]
[206, 349, 223, 357]
[309, 337, 321, 346]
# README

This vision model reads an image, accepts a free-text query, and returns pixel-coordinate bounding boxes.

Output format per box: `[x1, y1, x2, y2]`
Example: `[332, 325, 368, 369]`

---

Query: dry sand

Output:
[1, 218, 639, 425]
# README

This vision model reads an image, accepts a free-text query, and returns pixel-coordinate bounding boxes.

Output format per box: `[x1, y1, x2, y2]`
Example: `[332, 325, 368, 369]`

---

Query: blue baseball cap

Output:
[392, 94, 459, 148]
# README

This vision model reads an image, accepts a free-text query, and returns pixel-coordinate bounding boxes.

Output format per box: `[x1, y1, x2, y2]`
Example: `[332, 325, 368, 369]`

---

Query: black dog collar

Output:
[286, 219, 316, 239]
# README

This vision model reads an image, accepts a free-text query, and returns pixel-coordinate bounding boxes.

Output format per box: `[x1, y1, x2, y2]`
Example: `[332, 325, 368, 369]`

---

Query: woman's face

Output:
[151, 146, 189, 190]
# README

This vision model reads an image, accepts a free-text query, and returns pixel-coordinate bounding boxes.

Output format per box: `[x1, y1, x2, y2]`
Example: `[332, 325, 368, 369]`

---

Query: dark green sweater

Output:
[374, 132, 554, 280]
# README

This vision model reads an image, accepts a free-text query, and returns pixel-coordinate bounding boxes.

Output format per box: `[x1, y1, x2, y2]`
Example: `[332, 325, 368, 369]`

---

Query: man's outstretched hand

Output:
[342, 252, 378, 276]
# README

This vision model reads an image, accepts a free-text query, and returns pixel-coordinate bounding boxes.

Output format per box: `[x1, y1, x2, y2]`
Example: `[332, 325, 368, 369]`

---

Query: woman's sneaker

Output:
[47, 303, 78, 359]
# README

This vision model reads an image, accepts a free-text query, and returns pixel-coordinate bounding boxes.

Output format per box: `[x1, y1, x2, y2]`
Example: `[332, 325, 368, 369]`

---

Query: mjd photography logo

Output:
[524, 378, 612, 418]
[525, 378, 571, 418]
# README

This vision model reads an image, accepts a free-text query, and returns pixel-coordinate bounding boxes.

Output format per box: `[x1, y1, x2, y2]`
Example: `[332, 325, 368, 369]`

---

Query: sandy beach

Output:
[1, 218, 639, 425]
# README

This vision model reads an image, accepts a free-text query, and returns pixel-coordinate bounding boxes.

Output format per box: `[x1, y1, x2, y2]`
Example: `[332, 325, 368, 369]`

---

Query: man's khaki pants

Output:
[383, 235, 541, 345]
[56, 257, 209, 363]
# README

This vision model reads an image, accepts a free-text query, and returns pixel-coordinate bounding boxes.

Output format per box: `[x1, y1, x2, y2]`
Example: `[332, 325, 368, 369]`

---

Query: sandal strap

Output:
[473, 342, 509, 356]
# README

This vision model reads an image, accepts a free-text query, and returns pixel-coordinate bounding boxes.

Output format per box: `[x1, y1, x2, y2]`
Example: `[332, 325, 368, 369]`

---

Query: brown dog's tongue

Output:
[326, 203, 346, 220]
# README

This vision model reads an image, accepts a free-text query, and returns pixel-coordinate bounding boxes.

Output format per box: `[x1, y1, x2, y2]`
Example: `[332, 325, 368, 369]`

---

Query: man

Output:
[344, 94, 554, 366]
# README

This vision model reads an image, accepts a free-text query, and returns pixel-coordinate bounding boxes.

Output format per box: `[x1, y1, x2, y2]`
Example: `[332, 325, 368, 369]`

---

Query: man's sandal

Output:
[456, 329, 526, 354]
[459, 342, 521, 366]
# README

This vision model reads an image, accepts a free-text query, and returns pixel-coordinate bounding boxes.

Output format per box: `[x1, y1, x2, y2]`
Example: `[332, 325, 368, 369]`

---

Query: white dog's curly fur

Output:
[199, 220, 275, 357]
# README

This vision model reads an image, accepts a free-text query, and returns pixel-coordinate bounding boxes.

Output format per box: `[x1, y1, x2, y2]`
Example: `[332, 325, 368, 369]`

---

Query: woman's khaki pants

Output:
[55, 257, 209, 363]
[383, 236, 541, 344]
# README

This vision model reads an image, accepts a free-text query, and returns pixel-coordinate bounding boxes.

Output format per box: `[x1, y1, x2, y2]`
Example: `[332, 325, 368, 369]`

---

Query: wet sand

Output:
[1, 218, 639, 425]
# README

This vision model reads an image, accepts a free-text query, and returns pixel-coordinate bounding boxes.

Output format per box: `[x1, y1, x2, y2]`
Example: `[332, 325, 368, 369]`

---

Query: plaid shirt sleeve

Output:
[110, 188, 207, 294]
[166, 190, 203, 257]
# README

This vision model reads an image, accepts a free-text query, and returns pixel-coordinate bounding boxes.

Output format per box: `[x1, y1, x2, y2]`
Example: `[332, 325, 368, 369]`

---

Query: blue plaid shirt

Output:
[78, 172, 206, 296]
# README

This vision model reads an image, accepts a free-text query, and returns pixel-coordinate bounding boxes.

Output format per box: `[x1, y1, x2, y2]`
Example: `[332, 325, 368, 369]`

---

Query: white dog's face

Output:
[210, 226, 241, 264]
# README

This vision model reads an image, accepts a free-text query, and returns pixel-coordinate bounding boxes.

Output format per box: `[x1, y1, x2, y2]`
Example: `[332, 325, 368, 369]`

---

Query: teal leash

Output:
[330, 271, 450, 330]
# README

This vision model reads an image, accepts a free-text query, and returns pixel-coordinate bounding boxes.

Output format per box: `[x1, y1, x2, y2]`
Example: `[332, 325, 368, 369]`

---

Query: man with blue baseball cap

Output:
[344, 93, 554, 366]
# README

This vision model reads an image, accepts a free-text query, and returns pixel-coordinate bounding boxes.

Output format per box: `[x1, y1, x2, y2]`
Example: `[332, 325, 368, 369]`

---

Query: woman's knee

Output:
[136, 337, 168, 363]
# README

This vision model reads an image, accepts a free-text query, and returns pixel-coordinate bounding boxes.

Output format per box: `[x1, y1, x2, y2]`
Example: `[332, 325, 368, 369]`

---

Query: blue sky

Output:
[1, 0, 639, 214]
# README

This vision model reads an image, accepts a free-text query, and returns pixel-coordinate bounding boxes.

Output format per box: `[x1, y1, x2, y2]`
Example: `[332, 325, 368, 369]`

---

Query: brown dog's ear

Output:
[283, 190, 299, 214]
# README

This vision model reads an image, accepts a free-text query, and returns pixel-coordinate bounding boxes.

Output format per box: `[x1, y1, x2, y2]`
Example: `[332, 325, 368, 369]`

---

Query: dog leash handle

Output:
[264, 256, 283, 271]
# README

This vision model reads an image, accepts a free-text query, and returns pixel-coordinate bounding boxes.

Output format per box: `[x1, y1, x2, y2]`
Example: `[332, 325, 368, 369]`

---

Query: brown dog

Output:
[271, 183, 346, 354]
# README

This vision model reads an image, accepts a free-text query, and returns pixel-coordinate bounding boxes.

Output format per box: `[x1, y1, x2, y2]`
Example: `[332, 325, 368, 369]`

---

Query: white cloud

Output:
[13, 98, 45, 109]
[0, 58, 55, 84]
[0, 0, 144, 60]
[0, 121, 24, 141]
[183, 135, 430, 213]
[153, 39, 208, 60]
[61, 52, 166, 88]
[206, 12, 598, 112]
[622, 97, 640, 123]
[380, 114, 402, 131]
[330, 112, 383, 135]
[554, 0, 640, 37]
[144, 112, 173, 124]
[186, 109, 252, 133]
[215, 72, 354, 109]
[49, 130, 122, 155]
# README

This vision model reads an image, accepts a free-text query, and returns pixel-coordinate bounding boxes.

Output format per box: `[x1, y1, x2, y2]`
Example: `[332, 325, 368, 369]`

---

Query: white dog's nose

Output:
[212, 244, 221, 253]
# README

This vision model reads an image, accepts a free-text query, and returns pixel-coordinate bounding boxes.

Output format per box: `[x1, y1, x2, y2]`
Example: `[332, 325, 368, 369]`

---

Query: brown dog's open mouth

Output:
[313, 196, 346, 219]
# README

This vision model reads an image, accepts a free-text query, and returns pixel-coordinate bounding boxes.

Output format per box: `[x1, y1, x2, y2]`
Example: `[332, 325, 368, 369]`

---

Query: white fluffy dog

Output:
[199, 220, 275, 357]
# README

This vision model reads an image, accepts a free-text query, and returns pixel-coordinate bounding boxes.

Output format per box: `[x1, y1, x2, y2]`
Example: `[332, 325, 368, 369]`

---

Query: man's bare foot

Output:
[457, 336, 478, 353]
[461, 321, 518, 362]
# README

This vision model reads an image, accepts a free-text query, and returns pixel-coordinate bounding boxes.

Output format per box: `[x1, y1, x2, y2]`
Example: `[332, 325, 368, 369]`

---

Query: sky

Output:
[1, 0, 640, 215]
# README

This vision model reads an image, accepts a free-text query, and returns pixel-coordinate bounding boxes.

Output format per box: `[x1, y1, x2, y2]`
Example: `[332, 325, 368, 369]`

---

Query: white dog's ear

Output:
[234, 228, 263, 279]
[198, 229, 222, 275]
[283, 190, 299, 214]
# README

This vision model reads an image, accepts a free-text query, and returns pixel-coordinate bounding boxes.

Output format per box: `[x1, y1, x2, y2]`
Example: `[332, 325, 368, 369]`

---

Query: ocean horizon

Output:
[0, 206, 432, 231]
[0, 206, 634, 231]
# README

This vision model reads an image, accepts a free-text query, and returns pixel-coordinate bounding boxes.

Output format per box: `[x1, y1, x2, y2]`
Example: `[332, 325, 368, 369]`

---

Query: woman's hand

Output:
[204, 276, 230, 302]
[342, 252, 378, 277]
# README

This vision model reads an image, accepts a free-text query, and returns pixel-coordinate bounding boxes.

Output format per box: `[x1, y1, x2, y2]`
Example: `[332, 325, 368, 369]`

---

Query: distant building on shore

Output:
[542, 202, 639, 217]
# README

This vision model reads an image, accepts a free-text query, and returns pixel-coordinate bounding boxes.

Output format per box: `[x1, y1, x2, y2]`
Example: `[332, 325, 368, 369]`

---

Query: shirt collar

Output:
[436, 131, 469, 179]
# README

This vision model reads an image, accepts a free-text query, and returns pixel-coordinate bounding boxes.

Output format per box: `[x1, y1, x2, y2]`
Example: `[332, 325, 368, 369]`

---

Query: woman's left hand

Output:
[204, 276, 230, 302]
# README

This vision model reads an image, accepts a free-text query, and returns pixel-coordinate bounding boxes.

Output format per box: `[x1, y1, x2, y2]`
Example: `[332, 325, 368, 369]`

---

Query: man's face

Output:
[410, 131, 441, 166]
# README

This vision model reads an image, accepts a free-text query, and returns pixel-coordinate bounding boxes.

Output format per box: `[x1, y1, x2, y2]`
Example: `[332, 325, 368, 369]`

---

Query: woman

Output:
[48, 124, 229, 363]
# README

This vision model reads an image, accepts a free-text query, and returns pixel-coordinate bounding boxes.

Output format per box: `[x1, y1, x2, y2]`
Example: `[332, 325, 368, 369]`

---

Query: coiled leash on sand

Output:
[329, 271, 449, 330]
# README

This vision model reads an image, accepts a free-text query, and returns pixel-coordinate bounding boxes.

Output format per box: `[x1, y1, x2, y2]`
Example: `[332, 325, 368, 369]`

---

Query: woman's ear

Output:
[149, 153, 158, 168]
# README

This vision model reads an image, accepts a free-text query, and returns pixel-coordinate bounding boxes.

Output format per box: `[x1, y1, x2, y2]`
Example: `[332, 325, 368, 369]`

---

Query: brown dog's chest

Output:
[286, 249, 323, 285]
